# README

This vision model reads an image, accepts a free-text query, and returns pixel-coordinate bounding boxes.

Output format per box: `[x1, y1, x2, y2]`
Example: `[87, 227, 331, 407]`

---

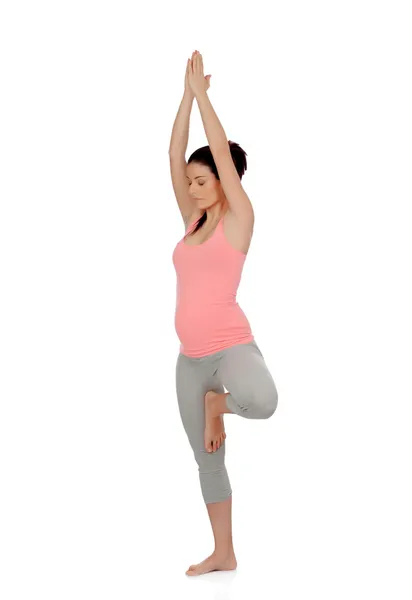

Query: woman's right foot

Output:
[186, 550, 237, 576]
[204, 391, 226, 452]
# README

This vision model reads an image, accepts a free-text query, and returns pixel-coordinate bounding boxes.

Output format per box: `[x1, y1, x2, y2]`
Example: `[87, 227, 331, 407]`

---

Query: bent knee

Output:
[257, 387, 278, 419]
[230, 385, 279, 419]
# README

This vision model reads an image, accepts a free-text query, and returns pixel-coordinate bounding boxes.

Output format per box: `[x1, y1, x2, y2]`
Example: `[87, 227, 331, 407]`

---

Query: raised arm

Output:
[168, 56, 197, 223]
[169, 91, 193, 156]
[189, 51, 254, 222]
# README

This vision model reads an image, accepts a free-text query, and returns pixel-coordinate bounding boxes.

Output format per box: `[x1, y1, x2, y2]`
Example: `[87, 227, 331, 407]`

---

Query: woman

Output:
[170, 50, 278, 576]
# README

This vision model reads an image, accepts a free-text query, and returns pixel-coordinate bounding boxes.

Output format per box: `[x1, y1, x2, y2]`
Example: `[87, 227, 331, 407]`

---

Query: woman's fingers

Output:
[195, 51, 201, 73]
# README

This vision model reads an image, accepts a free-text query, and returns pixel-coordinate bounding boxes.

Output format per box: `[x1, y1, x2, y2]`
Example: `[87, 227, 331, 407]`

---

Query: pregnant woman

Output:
[170, 51, 278, 576]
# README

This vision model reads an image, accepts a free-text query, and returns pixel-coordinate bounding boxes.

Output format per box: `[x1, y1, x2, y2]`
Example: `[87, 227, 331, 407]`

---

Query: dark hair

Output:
[186, 140, 248, 236]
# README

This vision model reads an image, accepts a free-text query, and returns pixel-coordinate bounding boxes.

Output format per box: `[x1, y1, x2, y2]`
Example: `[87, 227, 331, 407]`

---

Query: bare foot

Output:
[204, 391, 226, 453]
[186, 551, 237, 576]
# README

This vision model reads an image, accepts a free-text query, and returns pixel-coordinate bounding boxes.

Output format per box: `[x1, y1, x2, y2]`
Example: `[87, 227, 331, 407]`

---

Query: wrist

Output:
[195, 89, 209, 102]
[183, 89, 194, 102]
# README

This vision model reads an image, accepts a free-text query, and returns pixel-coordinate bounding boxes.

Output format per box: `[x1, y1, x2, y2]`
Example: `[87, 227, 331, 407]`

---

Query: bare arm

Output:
[169, 91, 194, 155]
[196, 90, 254, 221]
[169, 91, 196, 222]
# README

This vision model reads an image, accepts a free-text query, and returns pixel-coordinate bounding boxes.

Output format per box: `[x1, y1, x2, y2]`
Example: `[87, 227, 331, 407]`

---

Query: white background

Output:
[1, 1, 411, 598]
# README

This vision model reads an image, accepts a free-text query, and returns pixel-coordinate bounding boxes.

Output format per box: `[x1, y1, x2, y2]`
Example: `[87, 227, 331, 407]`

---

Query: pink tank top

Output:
[172, 214, 254, 357]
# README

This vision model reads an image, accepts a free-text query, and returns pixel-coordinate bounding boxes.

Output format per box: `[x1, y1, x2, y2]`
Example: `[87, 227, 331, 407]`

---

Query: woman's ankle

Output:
[213, 545, 236, 558]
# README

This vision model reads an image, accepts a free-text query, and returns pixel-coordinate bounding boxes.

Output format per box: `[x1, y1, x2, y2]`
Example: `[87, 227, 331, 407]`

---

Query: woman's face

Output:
[186, 162, 223, 209]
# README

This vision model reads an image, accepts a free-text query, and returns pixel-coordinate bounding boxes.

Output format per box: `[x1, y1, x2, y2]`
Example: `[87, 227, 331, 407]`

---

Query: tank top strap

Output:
[184, 213, 224, 240]
[217, 217, 224, 236]
[184, 215, 200, 235]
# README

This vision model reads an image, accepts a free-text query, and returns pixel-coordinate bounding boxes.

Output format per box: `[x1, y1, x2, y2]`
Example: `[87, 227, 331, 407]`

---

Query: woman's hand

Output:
[186, 50, 211, 97]
[184, 53, 194, 98]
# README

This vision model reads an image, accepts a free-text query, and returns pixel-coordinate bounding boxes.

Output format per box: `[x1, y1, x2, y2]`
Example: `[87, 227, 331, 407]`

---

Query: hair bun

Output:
[188, 140, 247, 181]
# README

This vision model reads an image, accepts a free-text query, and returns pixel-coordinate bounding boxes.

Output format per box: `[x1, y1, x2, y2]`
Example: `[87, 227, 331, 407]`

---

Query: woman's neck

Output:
[205, 200, 229, 224]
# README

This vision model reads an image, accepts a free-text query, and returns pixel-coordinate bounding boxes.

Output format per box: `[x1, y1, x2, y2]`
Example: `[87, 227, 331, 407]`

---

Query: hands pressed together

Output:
[185, 50, 211, 98]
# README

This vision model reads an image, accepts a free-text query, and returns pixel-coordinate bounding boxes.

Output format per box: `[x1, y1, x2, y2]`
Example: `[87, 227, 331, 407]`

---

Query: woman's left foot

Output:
[204, 391, 226, 452]
[186, 551, 237, 576]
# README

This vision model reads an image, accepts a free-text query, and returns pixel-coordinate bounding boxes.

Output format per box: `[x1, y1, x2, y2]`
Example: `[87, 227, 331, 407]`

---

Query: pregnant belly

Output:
[175, 300, 252, 350]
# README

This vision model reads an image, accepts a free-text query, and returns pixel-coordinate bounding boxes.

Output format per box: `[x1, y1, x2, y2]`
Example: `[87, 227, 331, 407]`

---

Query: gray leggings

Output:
[175, 340, 278, 504]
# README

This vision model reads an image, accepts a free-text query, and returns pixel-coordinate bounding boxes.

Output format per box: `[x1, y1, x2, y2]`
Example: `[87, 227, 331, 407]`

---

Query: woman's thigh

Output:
[217, 341, 278, 419]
